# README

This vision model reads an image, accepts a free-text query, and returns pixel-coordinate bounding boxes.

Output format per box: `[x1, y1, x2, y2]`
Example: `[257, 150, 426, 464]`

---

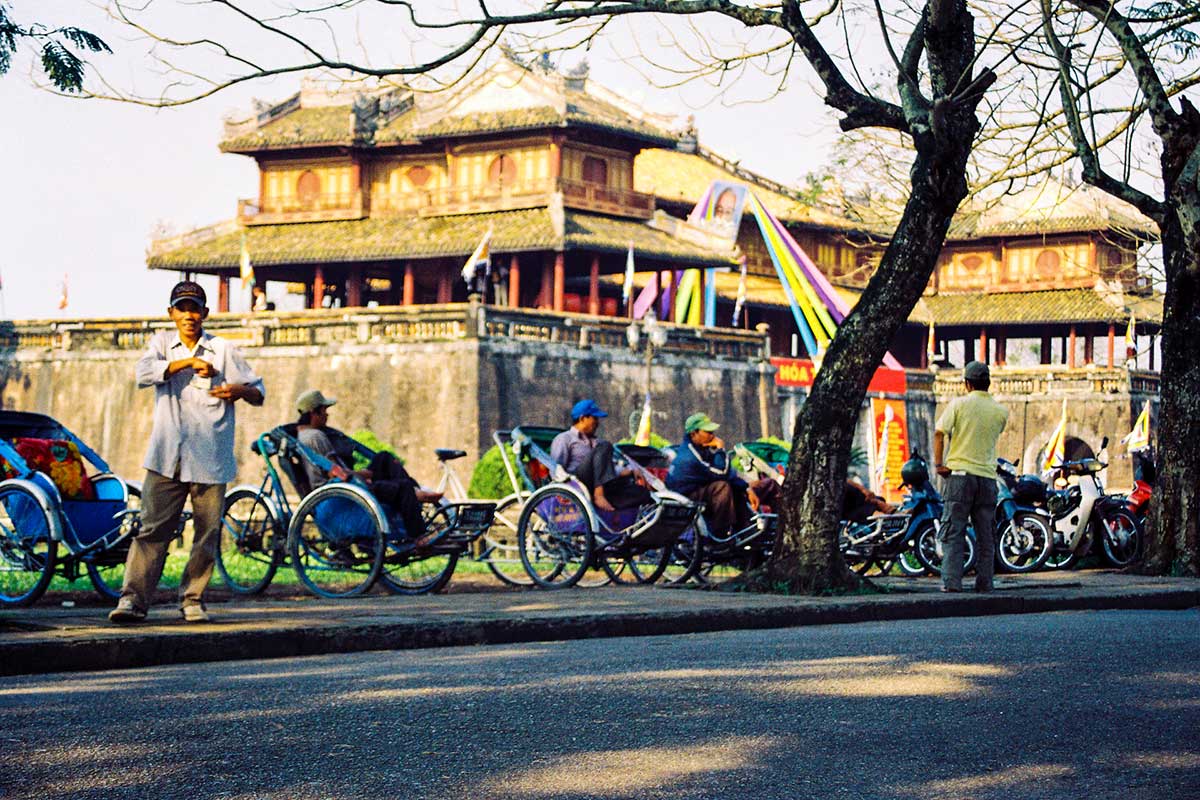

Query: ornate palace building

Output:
[147, 56, 1162, 373]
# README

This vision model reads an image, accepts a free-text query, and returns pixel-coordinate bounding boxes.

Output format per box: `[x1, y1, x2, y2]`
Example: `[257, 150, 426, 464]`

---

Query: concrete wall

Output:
[0, 307, 776, 489]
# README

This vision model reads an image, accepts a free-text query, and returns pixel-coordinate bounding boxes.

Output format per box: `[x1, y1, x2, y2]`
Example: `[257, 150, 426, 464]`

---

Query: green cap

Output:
[684, 412, 720, 433]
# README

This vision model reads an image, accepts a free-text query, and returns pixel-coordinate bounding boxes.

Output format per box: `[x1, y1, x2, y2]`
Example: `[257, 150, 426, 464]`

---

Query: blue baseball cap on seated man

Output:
[571, 399, 608, 421]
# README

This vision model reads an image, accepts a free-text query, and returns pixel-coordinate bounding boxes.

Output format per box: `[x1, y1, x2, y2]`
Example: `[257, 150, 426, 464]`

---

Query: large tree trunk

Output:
[1143, 207, 1200, 575]
[762, 139, 974, 593]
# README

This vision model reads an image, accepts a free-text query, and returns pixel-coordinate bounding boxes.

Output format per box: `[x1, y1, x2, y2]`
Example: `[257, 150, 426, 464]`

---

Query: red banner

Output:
[770, 357, 907, 394]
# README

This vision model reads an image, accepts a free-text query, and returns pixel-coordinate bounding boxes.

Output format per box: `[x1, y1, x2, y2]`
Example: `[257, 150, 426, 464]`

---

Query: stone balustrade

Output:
[0, 304, 769, 362]
[933, 364, 1159, 399]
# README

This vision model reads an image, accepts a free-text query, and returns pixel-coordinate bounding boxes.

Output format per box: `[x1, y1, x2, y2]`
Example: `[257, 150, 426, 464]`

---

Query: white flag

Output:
[239, 233, 255, 289]
[623, 243, 635, 304]
[462, 226, 493, 283]
[731, 258, 747, 326]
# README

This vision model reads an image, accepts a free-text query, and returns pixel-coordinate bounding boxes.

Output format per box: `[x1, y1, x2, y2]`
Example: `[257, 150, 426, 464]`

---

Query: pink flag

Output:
[632, 272, 658, 320]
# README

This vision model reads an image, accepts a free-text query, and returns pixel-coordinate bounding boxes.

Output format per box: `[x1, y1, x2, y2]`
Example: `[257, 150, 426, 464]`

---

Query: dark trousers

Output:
[939, 473, 997, 591]
[573, 441, 651, 510]
[689, 481, 752, 537]
[366, 452, 426, 538]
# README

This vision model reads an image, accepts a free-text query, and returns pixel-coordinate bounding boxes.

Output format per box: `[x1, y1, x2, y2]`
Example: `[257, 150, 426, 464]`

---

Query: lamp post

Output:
[626, 310, 669, 436]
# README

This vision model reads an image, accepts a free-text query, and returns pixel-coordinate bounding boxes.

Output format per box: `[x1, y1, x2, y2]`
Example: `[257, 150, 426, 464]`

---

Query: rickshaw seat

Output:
[435, 449, 467, 461]
[2, 438, 96, 501]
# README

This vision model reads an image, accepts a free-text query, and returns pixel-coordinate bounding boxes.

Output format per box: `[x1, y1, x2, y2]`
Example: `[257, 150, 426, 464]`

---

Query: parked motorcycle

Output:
[1044, 437, 1143, 570]
[841, 453, 965, 577]
[1123, 449, 1155, 532]
[993, 459, 1054, 573]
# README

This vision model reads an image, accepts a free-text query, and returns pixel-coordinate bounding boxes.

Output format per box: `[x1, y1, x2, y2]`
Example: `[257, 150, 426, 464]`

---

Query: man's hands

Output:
[208, 384, 246, 401]
[936, 465, 952, 477]
[190, 357, 216, 377]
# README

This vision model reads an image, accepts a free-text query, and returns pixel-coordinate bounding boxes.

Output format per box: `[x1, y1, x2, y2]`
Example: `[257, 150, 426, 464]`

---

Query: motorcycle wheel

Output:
[995, 512, 1053, 574]
[1098, 508, 1142, 568]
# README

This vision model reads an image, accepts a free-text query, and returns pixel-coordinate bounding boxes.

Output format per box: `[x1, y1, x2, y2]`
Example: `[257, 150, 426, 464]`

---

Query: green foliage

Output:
[616, 433, 672, 449]
[848, 444, 869, 468]
[0, 4, 111, 92]
[348, 429, 401, 471]
[468, 444, 515, 499]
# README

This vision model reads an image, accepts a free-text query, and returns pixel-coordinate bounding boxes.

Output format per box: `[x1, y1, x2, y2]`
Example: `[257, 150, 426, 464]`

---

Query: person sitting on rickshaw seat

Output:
[666, 413, 759, 537]
[550, 399, 650, 513]
[293, 389, 441, 538]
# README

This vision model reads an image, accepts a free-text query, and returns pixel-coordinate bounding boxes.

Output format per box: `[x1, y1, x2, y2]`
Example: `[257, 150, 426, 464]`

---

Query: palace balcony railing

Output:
[0, 305, 767, 362]
[238, 193, 365, 225]
[934, 364, 1160, 399]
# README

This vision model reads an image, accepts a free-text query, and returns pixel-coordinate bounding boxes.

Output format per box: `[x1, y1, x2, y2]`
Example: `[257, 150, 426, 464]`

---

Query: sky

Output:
[0, 2, 846, 320]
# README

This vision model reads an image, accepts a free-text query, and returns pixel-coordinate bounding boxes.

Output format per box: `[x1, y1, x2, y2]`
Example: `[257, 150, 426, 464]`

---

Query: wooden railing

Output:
[238, 194, 365, 225]
[0, 305, 768, 361]
[933, 365, 1160, 399]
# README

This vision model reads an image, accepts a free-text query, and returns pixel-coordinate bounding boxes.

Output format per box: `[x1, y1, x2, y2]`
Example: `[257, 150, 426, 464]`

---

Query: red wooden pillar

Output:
[346, 264, 363, 308]
[312, 266, 325, 310]
[402, 263, 414, 306]
[553, 252, 565, 312]
[217, 275, 230, 313]
[1068, 325, 1078, 369]
[539, 256, 553, 309]
[437, 263, 452, 304]
[508, 254, 521, 308]
[997, 337, 1007, 366]
[588, 254, 601, 315]
[1041, 335, 1052, 365]
[1083, 331, 1094, 365]
[979, 328, 988, 363]
[1107, 323, 1116, 366]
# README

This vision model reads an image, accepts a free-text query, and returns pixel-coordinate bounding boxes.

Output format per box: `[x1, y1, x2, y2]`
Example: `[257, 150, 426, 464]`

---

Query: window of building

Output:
[1035, 249, 1061, 277]
[297, 170, 321, 206]
[582, 155, 608, 185]
[488, 154, 517, 187]
[407, 165, 430, 187]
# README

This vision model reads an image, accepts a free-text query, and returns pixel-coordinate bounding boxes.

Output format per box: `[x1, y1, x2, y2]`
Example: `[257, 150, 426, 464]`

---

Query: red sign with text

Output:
[770, 357, 908, 395]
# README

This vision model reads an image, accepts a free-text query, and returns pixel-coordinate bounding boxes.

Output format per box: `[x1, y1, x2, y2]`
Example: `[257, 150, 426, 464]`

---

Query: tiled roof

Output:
[922, 288, 1162, 325]
[147, 210, 730, 271]
[947, 179, 1157, 240]
[221, 106, 355, 152]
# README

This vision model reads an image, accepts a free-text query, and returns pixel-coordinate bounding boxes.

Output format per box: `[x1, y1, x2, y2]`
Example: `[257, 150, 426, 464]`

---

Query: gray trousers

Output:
[119, 470, 225, 612]
[939, 473, 997, 591]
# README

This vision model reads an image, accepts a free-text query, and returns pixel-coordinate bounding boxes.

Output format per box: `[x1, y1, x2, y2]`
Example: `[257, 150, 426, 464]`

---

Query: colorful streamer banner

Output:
[688, 182, 901, 369]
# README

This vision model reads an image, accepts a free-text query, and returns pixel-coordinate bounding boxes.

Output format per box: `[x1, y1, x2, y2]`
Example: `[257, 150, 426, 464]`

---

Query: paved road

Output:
[1, 609, 1197, 800]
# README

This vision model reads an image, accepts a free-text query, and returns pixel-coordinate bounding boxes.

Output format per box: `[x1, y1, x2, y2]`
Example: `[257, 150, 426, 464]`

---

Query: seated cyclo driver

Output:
[294, 390, 441, 539]
[666, 413, 759, 536]
[550, 399, 650, 513]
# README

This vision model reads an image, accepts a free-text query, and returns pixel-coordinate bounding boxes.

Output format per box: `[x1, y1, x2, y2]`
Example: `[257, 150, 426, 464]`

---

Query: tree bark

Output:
[1143, 186, 1200, 576]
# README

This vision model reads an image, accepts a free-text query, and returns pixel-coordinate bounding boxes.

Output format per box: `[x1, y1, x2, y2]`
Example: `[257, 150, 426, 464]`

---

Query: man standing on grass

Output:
[933, 360, 1008, 593]
[109, 281, 264, 624]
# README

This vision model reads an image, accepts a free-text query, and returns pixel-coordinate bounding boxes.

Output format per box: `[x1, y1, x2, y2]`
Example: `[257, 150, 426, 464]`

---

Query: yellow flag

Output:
[1041, 398, 1068, 473]
[634, 394, 653, 446]
[1122, 401, 1151, 452]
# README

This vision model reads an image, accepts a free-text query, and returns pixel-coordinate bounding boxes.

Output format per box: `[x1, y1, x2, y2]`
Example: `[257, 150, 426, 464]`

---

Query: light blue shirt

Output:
[136, 330, 265, 484]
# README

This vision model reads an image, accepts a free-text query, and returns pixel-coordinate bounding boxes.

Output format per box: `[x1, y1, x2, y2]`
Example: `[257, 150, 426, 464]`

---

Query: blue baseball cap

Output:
[571, 399, 608, 421]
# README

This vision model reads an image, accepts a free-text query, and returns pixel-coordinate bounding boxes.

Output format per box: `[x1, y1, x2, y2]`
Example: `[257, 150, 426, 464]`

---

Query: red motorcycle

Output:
[1124, 450, 1155, 530]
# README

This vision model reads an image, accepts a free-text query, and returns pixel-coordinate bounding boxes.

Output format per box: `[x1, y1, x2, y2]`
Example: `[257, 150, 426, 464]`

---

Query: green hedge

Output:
[468, 444, 514, 499]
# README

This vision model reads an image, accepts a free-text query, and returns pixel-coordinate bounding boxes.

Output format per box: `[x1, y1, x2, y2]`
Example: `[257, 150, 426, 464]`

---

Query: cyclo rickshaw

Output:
[217, 425, 496, 599]
[659, 440, 780, 585]
[508, 425, 702, 588]
[0, 410, 163, 606]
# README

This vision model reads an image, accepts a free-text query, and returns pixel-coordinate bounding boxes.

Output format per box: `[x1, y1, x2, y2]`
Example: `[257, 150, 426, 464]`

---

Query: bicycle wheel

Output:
[216, 488, 281, 594]
[661, 521, 705, 586]
[603, 540, 674, 585]
[288, 484, 384, 598]
[378, 505, 459, 595]
[0, 483, 58, 607]
[996, 512, 1053, 573]
[1098, 508, 1141, 568]
[517, 486, 594, 589]
[480, 494, 533, 587]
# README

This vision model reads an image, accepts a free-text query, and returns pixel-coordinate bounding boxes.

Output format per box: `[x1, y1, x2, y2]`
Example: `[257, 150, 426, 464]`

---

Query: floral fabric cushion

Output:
[3, 438, 96, 500]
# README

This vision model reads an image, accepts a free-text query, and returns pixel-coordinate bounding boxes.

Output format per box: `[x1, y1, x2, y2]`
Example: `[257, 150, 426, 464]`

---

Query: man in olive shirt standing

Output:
[934, 360, 1008, 593]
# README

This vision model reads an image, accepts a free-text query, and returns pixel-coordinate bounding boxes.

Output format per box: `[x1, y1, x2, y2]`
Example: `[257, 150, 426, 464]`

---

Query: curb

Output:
[3, 587, 1197, 677]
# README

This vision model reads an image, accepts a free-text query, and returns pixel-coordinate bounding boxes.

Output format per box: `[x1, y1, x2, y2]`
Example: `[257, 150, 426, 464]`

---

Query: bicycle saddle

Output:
[435, 448, 467, 461]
